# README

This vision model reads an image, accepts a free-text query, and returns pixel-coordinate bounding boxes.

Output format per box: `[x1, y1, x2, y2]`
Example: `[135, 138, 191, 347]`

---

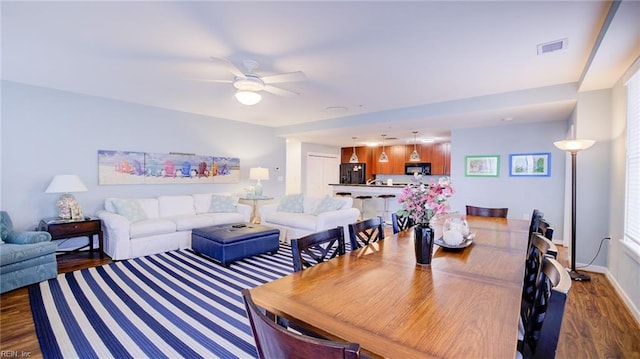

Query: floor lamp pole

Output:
[570, 151, 591, 281]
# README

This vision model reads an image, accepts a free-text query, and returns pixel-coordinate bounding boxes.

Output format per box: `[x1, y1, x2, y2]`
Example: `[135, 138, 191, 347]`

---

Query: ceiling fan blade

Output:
[209, 56, 246, 78]
[261, 71, 307, 84]
[187, 78, 233, 84]
[264, 85, 299, 97]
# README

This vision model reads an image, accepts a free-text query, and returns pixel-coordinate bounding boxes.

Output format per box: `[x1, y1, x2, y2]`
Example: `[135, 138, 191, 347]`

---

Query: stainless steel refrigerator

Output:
[339, 163, 366, 184]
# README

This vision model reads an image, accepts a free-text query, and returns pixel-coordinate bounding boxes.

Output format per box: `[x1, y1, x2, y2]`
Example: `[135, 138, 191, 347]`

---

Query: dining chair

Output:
[528, 209, 545, 242]
[391, 213, 414, 234]
[518, 256, 572, 359]
[522, 233, 558, 316]
[536, 218, 558, 258]
[348, 216, 385, 249]
[466, 205, 508, 218]
[291, 227, 346, 272]
[241, 289, 361, 359]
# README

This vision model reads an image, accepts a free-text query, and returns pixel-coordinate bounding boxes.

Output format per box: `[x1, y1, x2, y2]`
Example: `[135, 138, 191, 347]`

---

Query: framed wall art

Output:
[98, 150, 241, 185]
[509, 152, 551, 177]
[464, 155, 500, 177]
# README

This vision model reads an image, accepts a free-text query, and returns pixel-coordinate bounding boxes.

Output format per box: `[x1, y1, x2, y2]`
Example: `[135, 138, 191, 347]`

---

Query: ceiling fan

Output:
[205, 57, 307, 105]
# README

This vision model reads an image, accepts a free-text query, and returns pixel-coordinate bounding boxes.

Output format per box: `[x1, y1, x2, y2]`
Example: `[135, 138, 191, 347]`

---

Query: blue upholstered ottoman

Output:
[191, 224, 279, 266]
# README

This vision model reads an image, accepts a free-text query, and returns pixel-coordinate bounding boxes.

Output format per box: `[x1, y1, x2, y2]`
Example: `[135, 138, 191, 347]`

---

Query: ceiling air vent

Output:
[537, 38, 568, 55]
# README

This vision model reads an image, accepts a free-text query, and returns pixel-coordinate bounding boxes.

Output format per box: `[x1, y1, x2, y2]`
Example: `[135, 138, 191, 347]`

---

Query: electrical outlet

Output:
[277, 176, 284, 182]
[523, 213, 529, 220]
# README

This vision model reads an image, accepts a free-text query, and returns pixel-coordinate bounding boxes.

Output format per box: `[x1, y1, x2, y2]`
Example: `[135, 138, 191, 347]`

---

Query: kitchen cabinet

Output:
[431, 142, 451, 175]
[341, 142, 450, 175]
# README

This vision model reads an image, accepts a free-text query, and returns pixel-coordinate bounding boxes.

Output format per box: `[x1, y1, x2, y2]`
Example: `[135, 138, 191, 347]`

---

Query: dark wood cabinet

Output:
[38, 218, 104, 258]
[431, 142, 451, 175]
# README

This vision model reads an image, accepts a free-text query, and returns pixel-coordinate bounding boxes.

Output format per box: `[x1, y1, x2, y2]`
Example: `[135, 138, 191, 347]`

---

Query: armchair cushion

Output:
[5, 231, 52, 245]
[313, 195, 346, 215]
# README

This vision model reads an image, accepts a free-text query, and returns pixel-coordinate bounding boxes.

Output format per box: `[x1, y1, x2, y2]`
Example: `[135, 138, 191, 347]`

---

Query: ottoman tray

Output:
[191, 223, 279, 266]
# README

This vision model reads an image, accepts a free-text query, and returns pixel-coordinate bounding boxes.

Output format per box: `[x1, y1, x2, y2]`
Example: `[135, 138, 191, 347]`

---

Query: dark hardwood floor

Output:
[1, 245, 639, 358]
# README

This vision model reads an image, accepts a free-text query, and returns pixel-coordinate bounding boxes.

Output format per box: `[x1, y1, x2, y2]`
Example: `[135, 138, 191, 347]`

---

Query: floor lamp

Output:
[554, 139, 595, 281]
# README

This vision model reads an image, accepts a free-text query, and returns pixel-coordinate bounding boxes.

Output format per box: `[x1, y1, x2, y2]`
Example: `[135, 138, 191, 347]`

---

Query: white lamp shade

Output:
[553, 139, 596, 152]
[45, 175, 88, 193]
[249, 167, 270, 181]
[235, 90, 262, 105]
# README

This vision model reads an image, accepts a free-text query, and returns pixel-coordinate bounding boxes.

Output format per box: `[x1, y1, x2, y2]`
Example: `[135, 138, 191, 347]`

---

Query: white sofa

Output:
[96, 193, 251, 260]
[259, 195, 360, 243]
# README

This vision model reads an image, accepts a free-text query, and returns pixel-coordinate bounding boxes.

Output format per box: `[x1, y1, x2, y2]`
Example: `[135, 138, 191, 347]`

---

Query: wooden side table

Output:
[239, 196, 274, 224]
[38, 217, 104, 258]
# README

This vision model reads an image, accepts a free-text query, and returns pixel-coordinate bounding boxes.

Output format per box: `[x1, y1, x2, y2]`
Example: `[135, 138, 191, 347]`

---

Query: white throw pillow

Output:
[277, 193, 304, 213]
[111, 199, 148, 222]
[209, 195, 238, 213]
[312, 196, 345, 215]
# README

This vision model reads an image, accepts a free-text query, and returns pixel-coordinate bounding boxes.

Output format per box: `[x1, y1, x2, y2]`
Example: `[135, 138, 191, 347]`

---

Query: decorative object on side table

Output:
[396, 174, 455, 264]
[249, 167, 269, 196]
[45, 174, 88, 220]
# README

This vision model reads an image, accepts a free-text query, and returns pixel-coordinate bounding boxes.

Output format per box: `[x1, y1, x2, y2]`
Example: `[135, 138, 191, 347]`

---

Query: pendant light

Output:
[409, 131, 421, 162]
[379, 134, 389, 163]
[349, 137, 360, 163]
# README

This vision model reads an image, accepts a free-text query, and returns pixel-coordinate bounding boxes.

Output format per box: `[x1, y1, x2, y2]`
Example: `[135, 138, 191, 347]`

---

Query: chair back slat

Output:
[241, 289, 361, 359]
[391, 213, 413, 234]
[291, 227, 346, 272]
[348, 216, 384, 249]
[466, 205, 508, 218]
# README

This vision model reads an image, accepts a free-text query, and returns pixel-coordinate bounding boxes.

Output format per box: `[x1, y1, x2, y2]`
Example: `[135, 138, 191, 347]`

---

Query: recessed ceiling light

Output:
[325, 106, 348, 113]
[502, 117, 514, 122]
[537, 38, 568, 55]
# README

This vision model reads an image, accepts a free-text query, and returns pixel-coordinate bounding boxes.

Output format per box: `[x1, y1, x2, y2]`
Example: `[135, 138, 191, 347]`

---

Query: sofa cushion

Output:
[111, 199, 148, 222]
[261, 212, 317, 231]
[0, 221, 9, 241]
[277, 193, 304, 213]
[193, 192, 234, 214]
[158, 196, 195, 218]
[199, 212, 246, 225]
[169, 215, 214, 231]
[209, 195, 238, 213]
[312, 196, 347, 215]
[129, 219, 177, 239]
[106, 198, 159, 219]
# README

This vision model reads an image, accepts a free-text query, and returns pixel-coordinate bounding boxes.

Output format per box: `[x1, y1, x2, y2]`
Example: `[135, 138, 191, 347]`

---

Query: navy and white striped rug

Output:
[29, 245, 296, 359]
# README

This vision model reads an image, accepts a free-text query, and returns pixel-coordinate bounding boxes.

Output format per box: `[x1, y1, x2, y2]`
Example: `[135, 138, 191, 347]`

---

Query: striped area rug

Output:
[29, 245, 296, 359]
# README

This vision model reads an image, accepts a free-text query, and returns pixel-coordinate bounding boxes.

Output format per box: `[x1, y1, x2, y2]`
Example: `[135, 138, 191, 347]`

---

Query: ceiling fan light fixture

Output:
[235, 90, 262, 106]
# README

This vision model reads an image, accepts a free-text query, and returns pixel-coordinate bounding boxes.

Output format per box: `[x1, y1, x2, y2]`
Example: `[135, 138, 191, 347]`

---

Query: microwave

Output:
[405, 163, 431, 176]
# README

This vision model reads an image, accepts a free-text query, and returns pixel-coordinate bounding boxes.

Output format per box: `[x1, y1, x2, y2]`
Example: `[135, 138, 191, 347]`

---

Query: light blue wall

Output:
[1, 81, 287, 230]
[449, 120, 567, 240]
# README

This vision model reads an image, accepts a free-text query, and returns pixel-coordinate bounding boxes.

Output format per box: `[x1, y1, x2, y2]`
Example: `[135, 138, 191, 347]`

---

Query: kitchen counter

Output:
[330, 184, 405, 222]
[329, 183, 409, 188]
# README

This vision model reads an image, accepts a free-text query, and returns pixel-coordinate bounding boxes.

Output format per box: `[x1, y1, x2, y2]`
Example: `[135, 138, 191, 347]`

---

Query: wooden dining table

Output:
[250, 216, 530, 358]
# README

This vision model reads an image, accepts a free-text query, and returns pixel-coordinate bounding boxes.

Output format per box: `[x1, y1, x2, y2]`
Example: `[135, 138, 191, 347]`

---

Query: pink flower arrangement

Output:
[396, 175, 455, 226]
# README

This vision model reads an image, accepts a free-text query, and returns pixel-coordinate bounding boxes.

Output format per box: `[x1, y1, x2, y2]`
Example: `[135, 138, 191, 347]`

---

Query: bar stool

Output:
[377, 194, 396, 225]
[354, 195, 373, 220]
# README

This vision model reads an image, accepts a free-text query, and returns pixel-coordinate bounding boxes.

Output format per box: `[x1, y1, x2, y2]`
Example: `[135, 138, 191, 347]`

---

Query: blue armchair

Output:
[0, 211, 57, 293]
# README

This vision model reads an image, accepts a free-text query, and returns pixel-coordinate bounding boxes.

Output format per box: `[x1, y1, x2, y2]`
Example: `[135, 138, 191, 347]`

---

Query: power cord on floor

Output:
[576, 236, 610, 269]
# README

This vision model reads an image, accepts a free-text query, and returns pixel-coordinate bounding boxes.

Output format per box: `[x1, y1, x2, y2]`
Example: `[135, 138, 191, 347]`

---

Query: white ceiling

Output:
[2, 1, 639, 147]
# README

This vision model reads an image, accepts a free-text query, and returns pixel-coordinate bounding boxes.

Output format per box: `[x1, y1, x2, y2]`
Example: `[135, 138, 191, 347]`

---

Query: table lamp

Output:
[553, 139, 595, 281]
[45, 174, 88, 220]
[249, 167, 269, 196]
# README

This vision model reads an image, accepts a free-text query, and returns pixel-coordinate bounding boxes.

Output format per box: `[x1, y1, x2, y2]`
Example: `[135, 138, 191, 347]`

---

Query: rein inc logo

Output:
[1, 351, 31, 358]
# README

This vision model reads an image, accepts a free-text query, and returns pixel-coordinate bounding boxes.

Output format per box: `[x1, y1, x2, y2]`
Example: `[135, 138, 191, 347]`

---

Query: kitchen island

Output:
[330, 183, 407, 222]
